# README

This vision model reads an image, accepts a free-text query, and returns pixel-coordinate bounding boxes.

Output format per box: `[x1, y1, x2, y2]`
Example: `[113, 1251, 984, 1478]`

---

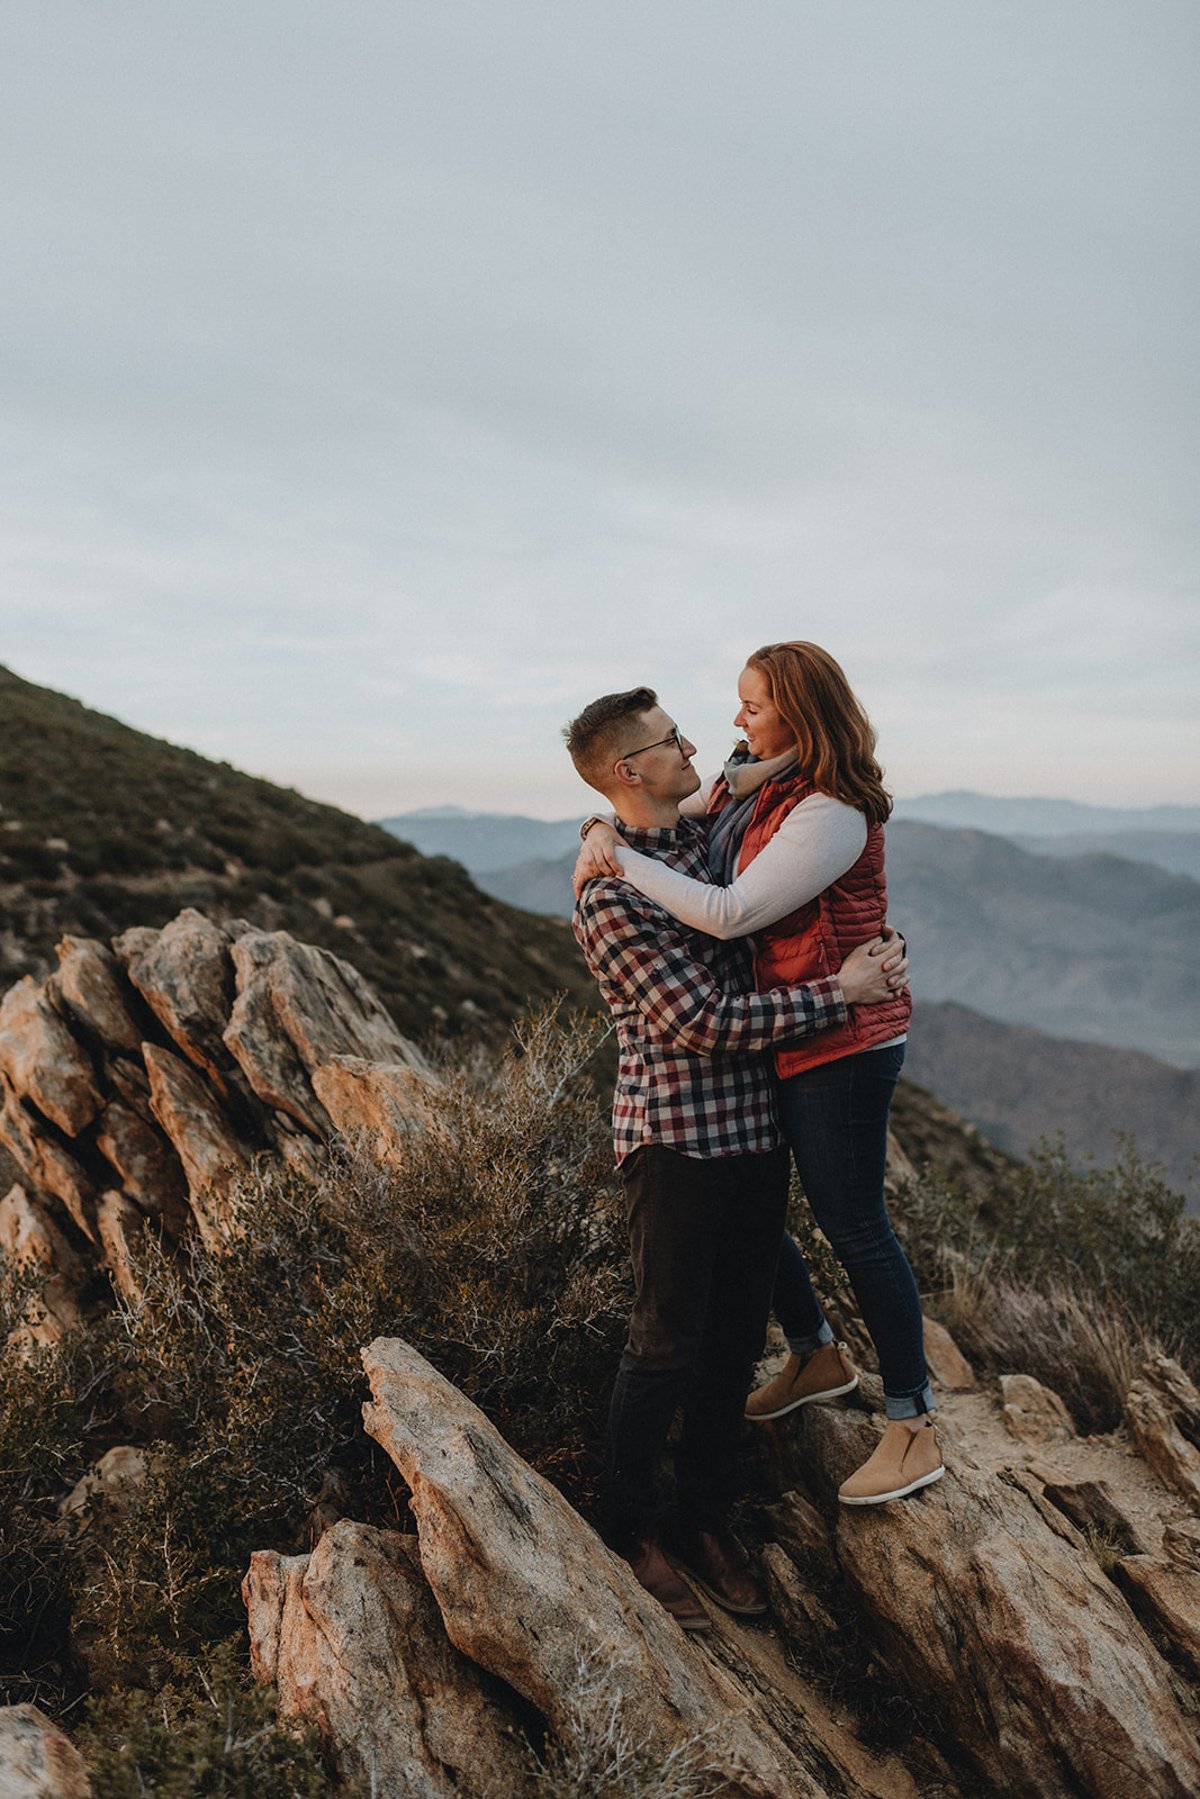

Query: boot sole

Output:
[667, 1558, 769, 1616]
[745, 1373, 859, 1422]
[838, 1464, 945, 1506]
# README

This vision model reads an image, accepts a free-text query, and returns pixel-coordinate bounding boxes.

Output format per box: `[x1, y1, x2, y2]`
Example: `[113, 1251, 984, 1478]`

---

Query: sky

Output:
[2, 2, 1197, 820]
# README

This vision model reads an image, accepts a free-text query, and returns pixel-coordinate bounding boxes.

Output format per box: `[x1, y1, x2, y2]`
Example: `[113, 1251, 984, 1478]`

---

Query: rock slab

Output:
[361, 1335, 828, 1799]
[0, 1705, 90, 1798]
[243, 1521, 530, 1799]
[800, 1405, 1200, 1798]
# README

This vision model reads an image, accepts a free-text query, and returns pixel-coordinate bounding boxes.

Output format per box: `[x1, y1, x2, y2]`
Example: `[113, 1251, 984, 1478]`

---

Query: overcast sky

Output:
[3, 2, 1197, 818]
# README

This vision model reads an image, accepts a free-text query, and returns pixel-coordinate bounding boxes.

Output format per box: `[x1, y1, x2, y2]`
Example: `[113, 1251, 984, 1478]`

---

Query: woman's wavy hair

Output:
[746, 641, 893, 825]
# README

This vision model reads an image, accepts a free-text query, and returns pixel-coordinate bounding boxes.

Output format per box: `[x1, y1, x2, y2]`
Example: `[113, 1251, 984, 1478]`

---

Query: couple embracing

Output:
[565, 640, 940, 1633]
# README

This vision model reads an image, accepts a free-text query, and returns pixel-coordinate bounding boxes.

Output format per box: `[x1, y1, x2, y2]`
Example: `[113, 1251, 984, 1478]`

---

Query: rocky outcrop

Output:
[0, 910, 433, 1304]
[772, 1404, 1200, 1797]
[244, 1522, 532, 1798]
[0, 1704, 91, 1798]
[1124, 1354, 1200, 1507]
[0, 1184, 86, 1349]
[361, 1336, 830, 1799]
[1000, 1371, 1076, 1444]
[1113, 1556, 1200, 1682]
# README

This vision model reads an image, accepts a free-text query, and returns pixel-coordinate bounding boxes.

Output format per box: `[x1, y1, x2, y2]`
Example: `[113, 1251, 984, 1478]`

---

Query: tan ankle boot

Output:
[838, 1419, 944, 1505]
[745, 1341, 859, 1421]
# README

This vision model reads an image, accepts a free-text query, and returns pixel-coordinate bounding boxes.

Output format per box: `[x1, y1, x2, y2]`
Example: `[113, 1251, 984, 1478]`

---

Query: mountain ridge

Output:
[0, 665, 594, 1044]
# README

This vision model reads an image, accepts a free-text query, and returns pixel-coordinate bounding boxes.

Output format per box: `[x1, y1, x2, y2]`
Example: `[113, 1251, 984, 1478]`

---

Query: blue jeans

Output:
[774, 1043, 934, 1420]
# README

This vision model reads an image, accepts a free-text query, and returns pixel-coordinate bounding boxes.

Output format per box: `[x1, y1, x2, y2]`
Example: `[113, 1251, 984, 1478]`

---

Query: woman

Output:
[574, 642, 940, 1506]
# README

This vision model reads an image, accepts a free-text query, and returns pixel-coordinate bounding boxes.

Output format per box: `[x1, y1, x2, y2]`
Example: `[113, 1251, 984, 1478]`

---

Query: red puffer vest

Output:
[709, 767, 911, 1079]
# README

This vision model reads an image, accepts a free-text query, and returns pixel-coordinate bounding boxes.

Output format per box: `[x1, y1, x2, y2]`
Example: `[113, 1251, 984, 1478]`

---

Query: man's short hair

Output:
[564, 686, 657, 795]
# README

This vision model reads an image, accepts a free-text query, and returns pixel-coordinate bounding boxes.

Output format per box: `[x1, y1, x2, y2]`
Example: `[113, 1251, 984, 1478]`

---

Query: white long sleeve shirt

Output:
[611, 787, 867, 941]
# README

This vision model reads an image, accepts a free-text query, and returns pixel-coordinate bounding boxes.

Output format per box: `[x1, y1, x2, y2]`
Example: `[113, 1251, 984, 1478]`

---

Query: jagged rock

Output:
[793, 1403, 1200, 1797]
[1113, 1556, 1200, 1683]
[1000, 1372, 1075, 1444]
[114, 911, 242, 1088]
[224, 933, 425, 1139]
[0, 1074, 97, 1242]
[0, 977, 101, 1137]
[1164, 1518, 1200, 1573]
[1038, 1477, 1151, 1559]
[93, 1100, 186, 1219]
[922, 1316, 975, 1390]
[761, 1543, 839, 1647]
[95, 1191, 146, 1304]
[59, 1446, 152, 1527]
[0, 1704, 91, 1798]
[361, 1336, 829, 1799]
[244, 1521, 531, 1798]
[0, 1184, 87, 1348]
[310, 1055, 441, 1162]
[50, 937, 143, 1055]
[761, 1489, 838, 1582]
[143, 1044, 252, 1249]
[1125, 1355, 1200, 1508]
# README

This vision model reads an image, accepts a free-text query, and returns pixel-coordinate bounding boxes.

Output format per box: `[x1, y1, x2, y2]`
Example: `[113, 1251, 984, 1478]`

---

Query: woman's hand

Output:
[871, 924, 909, 990]
[573, 823, 624, 897]
[837, 934, 910, 1005]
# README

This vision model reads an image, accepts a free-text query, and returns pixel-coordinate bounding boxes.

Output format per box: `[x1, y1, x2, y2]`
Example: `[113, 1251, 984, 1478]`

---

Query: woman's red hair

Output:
[746, 642, 892, 825]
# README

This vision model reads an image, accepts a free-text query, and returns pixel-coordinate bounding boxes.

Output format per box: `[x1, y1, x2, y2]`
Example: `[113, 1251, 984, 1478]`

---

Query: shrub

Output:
[0, 1271, 96, 1706]
[75, 1639, 329, 1798]
[893, 1138, 1200, 1367]
[64, 1004, 627, 1682]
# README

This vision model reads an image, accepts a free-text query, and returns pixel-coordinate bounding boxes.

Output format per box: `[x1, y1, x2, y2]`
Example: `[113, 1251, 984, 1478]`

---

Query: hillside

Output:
[885, 820, 1200, 1066]
[0, 667, 594, 1043]
[428, 821, 1200, 1070]
[430, 825, 1200, 1199]
[3, 911, 1200, 1797]
[904, 1002, 1199, 1208]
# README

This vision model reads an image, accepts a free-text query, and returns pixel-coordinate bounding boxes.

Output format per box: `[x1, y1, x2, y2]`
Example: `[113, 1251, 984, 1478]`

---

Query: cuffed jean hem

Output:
[883, 1380, 937, 1421]
[785, 1319, 835, 1355]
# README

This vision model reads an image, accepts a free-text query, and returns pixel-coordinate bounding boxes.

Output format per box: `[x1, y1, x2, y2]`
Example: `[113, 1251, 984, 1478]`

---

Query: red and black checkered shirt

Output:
[573, 818, 846, 1165]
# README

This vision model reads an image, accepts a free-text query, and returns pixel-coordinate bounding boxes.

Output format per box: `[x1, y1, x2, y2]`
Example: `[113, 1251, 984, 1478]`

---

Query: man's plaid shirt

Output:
[573, 817, 846, 1164]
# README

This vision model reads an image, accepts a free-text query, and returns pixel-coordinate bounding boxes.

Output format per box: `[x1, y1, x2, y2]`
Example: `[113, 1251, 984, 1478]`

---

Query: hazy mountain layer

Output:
[905, 1002, 1198, 1210]
[894, 791, 1200, 836]
[885, 820, 1200, 1067]
[1011, 829, 1200, 882]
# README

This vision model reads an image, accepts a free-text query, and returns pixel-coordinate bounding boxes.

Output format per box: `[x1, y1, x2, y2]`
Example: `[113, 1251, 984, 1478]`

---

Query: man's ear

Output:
[610, 757, 642, 795]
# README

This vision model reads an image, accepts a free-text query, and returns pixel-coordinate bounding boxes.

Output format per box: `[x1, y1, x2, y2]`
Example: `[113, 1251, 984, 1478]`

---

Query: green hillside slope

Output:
[0, 666, 593, 1040]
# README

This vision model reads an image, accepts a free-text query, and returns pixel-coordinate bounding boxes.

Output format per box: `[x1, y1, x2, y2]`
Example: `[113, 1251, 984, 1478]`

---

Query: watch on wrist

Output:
[580, 815, 606, 841]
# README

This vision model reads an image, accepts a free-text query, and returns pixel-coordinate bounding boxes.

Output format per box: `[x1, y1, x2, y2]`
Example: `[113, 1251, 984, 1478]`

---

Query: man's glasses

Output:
[622, 725, 685, 762]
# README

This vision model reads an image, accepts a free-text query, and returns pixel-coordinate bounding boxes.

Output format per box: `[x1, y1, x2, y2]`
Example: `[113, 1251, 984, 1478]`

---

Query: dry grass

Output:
[934, 1252, 1155, 1432]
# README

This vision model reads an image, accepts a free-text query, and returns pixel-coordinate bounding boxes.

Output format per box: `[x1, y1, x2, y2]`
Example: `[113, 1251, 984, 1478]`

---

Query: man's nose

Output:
[682, 737, 697, 758]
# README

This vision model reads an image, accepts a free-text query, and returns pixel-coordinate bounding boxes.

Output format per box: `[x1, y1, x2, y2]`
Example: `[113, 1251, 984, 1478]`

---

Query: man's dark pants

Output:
[604, 1141, 790, 1550]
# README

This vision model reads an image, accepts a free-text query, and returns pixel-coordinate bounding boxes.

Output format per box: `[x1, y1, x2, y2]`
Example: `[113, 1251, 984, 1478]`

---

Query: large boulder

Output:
[0, 979, 101, 1138]
[224, 932, 426, 1136]
[115, 912, 242, 1093]
[361, 1336, 829, 1799]
[791, 1404, 1200, 1797]
[1124, 1355, 1200, 1508]
[0, 1704, 90, 1798]
[243, 1522, 531, 1798]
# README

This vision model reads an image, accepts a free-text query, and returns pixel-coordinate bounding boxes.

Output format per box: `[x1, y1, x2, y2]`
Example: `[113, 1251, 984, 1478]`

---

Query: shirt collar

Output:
[617, 816, 700, 854]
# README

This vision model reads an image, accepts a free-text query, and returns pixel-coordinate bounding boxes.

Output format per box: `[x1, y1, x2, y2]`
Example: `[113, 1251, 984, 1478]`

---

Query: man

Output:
[564, 686, 905, 1631]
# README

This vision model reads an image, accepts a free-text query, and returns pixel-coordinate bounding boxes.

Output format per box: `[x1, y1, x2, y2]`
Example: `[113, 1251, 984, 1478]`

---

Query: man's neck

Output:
[612, 794, 683, 833]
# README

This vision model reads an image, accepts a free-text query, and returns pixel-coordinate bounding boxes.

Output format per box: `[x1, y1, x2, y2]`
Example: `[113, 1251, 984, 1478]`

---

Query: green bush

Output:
[60, 1006, 626, 1685]
[76, 1640, 329, 1798]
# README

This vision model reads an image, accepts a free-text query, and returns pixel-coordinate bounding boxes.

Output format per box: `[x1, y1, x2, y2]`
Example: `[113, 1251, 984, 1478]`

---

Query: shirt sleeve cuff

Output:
[812, 975, 848, 1023]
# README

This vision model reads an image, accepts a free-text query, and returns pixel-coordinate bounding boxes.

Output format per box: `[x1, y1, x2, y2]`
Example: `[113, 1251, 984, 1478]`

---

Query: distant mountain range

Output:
[381, 797, 1200, 1208]
[384, 792, 1200, 883]
[903, 1002, 1199, 1199]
